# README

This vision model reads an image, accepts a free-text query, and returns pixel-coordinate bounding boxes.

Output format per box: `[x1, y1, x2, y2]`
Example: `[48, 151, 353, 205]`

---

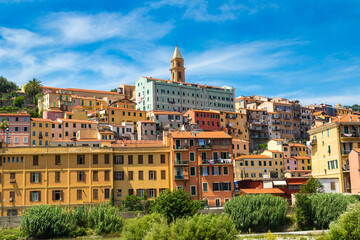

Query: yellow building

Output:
[30, 118, 52, 146]
[234, 155, 278, 181]
[38, 92, 72, 112]
[261, 150, 284, 177]
[0, 146, 113, 216]
[308, 114, 360, 193]
[216, 110, 249, 140]
[96, 107, 146, 130]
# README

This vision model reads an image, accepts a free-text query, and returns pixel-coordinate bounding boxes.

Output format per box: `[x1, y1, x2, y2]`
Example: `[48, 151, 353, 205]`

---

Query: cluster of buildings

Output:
[1, 46, 360, 216]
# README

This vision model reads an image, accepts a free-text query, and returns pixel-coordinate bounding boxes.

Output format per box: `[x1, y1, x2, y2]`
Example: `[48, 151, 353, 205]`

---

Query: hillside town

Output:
[0, 46, 359, 218]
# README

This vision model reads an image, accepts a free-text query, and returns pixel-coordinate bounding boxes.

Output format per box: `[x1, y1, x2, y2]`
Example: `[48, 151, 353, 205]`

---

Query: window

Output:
[213, 182, 220, 191]
[33, 155, 39, 166]
[138, 155, 143, 164]
[55, 155, 61, 165]
[190, 186, 196, 196]
[128, 171, 134, 180]
[251, 173, 256, 178]
[114, 171, 124, 180]
[189, 139, 194, 146]
[203, 182, 208, 192]
[128, 189, 134, 195]
[201, 166, 209, 176]
[190, 166, 196, 176]
[14, 137, 19, 144]
[77, 190, 82, 200]
[77, 171, 85, 182]
[93, 171, 98, 181]
[53, 190, 62, 201]
[160, 154, 165, 164]
[55, 172, 60, 182]
[31, 172, 40, 183]
[148, 155, 153, 164]
[9, 191, 15, 202]
[328, 145, 331, 153]
[223, 166, 228, 175]
[31, 191, 40, 202]
[222, 182, 231, 191]
[212, 166, 220, 175]
[10, 173, 16, 183]
[128, 155, 133, 164]
[114, 155, 124, 164]
[138, 171, 144, 180]
[93, 189, 98, 200]
[104, 170, 110, 181]
[104, 189, 110, 199]
[328, 160, 338, 170]
[77, 155, 85, 164]
[93, 154, 98, 164]
[149, 170, 156, 180]
[330, 182, 336, 191]
[104, 154, 110, 164]
[161, 170, 166, 179]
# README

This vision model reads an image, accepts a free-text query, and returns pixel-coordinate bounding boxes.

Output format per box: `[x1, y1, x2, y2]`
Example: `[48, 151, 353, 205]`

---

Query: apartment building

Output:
[52, 119, 98, 141]
[217, 111, 248, 140]
[146, 111, 185, 138]
[0, 146, 114, 216]
[300, 106, 314, 139]
[137, 121, 157, 140]
[184, 110, 221, 131]
[166, 131, 234, 207]
[234, 155, 278, 181]
[349, 148, 360, 193]
[0, 113, 30, 147]
[242, 109, 269, 151]
[308, 114, 360, 193]
[30, 118, 52, 146]
[232, 139, 249, 158]
[136, 47, 235, 113]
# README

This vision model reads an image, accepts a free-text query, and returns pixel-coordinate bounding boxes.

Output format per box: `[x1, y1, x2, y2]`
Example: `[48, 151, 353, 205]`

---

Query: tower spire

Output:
[170, 46, 186, 83]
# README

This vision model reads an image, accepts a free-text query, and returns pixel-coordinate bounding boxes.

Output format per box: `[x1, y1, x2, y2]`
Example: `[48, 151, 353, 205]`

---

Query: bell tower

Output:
[170, 46, 185, 83]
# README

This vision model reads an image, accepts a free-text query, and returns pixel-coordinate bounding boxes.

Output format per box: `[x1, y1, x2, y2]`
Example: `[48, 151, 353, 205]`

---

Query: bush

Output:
[124, 195, 144, 212]
[150, 189, 205, 223]
[122, 213, 167, 240]
[295, 193, 358, 230]
[87, 204, 123, 235]
[20, 205, 70, 239]
[68, 205, 90, 229]
[326, 203, 360, 240]
[170, 213, 237, 240]
[224, 194, 288, 232]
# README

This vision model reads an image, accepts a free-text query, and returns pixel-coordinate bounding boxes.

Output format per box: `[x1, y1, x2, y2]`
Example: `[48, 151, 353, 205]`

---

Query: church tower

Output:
[170, 46, 186, 83]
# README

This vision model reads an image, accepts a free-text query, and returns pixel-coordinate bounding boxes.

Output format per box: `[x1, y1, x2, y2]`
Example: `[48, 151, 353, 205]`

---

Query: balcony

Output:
[342, 164, 350, 172]
[174, 145, 189, 151]
[175, 174, 189, 180]
[272, 127, 281, 131]
[273, 115, 280, 119]
[342, 150, 351, 156]
[198, 144, 212, 150]
[174, 160, 189, 166]
[310, 139, 317, 145]
[272, 120, 280, 125]
[10, 179, 16, 183]
[202, 158, 232, 164]
[226, 123, 234, 128]
[341, 133, 360, 142]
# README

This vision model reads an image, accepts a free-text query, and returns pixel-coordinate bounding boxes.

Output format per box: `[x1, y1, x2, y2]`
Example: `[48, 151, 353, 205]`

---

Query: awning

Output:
[273, 180, 287, 186]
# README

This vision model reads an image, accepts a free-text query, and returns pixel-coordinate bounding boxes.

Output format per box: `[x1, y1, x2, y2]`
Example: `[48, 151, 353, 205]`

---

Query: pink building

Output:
[43, 109, 64, 121]
[349, 148, 360, 194]
[137, 120, 157, 140]
[0, 113, 31, 147]
[51, 119, 98, 140]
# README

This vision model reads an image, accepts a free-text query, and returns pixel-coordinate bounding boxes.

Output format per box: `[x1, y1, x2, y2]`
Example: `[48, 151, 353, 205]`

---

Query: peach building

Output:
[349, 148, 360, 193]
[0, 113, 30, 147]
[232, 139, 249, 158]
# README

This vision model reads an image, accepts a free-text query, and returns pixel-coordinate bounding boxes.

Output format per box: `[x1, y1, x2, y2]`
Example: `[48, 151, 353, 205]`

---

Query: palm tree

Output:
[0, 118, 10, 144]
[24, 78, 42, 104]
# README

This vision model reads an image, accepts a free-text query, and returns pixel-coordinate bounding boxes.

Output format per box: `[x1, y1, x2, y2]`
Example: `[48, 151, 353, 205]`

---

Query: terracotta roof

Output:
[313, 111, 324, 115]
[240, 188, 284, 194]
[65, 112, 73, 114]
[43, 86, 122, 95]
[57, 118, 97, 124]
[169, 131, 231, 139]
[107, 107, 145, 112]
[266, 150, 283, 153]
[236, 155, 271, 159]
[292, 156, 311, 160]
[0, 113, 30, 116]
[138, 120, 156, 123]
[112, 140, 166, 148]
[73, 106, 84, 109]
[352, 148, 360, 153]
[289, 143, 306, 147]
[185, 109, 219, 114]
[269, 138, 286, 141]
[51, 138, 101, 142]
[31, 118, 51, 122]
[151, 110, 183, 115]
[232, 139, 249, 143]
[47, 109, 63, 113]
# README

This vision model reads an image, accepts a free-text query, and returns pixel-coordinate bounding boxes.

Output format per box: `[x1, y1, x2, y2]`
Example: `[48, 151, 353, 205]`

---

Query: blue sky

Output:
[0, 0, 359, 105]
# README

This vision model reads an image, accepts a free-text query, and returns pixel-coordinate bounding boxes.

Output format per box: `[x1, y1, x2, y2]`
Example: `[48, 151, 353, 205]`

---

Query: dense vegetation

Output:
[223, 194, 288, 233]
[0, 76, 18, 93]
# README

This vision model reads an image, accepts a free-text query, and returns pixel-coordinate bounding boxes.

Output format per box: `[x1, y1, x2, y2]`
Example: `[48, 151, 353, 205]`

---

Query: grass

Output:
[0, 228, 23, 240]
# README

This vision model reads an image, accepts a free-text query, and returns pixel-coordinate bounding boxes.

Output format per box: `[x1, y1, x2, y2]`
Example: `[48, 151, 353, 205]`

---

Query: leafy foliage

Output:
[223, 194, 288, 232]
[326, 203, 360, 240]
[299, 178, 323, 193]
[0, 76, 18, 93]
[20, 205, 70, 239]
[13, 96, 24, 108]
[295, 193, 358, 230]
[24, 78, 42, 104]
[123, 195, 144, 212]
[150, 189, 205, 223]
[87, 204, 123, 235]
[122, 213, 167, 240]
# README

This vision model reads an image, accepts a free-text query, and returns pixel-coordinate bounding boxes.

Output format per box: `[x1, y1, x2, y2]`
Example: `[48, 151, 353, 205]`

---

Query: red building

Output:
[184, 110, 221, 131]
[166, 131, 234, 207]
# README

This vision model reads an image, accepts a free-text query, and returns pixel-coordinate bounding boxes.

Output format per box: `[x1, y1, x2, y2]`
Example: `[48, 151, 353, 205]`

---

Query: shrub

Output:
[124, 195, 143, 212]
[68, 205, 90, 229]
[87, 204, 123, 235]
[224, 194, 288, 232]
[122, 213, 167, 240]
[295, 193, 358, 230]
[150, 189, 205, 223]
[171, 213, 237, 240]
[326, 203, 360, 240]
[20, 205, 70, 239]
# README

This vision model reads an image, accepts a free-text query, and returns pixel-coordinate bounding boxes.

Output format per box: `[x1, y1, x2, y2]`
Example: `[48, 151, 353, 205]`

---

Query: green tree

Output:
[300, 177, 323, 193]
[110, 88, 118, 92]
[124, 195, 143, 212]
[0, 76, 18, 93]
[24, 78, 42, 104]
[150, 189, 205, 223]
[0, 118, 9, 143]
[13, 96, 24, 108]
[257, 143, 267, 151]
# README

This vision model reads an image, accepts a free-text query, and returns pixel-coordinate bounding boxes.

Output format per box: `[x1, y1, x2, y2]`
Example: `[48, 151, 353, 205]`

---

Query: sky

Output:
[0, 0, 359, 106]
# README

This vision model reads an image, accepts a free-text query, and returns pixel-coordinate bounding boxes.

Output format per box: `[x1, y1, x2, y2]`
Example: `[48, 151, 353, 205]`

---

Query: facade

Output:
[232, 139, 249, 158]
[146, 111, 184, 137]
[234, 155, 278, 181]
[308, 114, 360, 193]
[244, 109, 269, 151]
[166, 131, 234, 207]
[349, 148, 360, 193]
[0, 113, 30, 147]
[30, 118, 52, 147]
[217, 111, 248, 140]
[137, 121, 157, 140]
[43, 109, 64, 121]
[136, 47, 235, 113]
[117, 84, 135, 101]
[184, 110, 221, 131]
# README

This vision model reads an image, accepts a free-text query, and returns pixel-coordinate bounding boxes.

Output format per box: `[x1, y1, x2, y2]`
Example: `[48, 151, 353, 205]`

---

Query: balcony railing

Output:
[198, 144, 212, 149]
[272, 127, 281, 131]
[272, 121, 280, 125]
[10, 179, 16, 183]
[175, 175, 189, 180]
[174, 145, 189, 150]
[342, 133, 360, 138]
[202, 159, 232, 164]
[174, 160, 189, 165]
[342, 150, 351, 155]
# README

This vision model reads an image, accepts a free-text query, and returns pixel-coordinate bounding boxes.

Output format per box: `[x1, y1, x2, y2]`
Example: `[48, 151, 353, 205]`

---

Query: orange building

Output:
[184, 109, 221, 131]
[166, 131, 234, 207]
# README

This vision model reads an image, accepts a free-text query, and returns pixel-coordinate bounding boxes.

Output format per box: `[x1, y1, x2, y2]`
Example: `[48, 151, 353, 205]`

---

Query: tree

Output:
[257, 143, 267, 151]
[0, 118, 9, 143]
[150, 189, 205, 223]
[0, 76, 18, 93]
[299, 177, 323, 193]
[110, 88, 118, 92]
[24, 78, 42, 104]
[13, 96, 25, 108]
